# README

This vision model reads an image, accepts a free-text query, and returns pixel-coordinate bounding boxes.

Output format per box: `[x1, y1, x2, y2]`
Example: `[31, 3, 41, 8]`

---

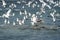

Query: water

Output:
[0, 27, 60, 40]
[0, 0, 60, 40]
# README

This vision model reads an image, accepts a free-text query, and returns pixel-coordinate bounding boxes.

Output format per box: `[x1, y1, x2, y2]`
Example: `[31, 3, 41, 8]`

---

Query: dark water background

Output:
[0, 28, 60, 40]
[0, 0, 60, 40]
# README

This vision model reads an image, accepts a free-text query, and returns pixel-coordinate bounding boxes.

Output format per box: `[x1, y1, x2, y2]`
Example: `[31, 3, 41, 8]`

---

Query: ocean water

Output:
[0, 0, 60, 40]
[0, 28, 60, 40]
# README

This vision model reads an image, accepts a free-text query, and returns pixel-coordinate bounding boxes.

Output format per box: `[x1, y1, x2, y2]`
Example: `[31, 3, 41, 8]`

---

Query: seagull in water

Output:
[31, 14, 37, 25]
[2, 0, 6, 7]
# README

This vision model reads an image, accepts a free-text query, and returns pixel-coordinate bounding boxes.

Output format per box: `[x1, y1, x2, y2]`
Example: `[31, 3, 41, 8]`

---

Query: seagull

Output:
[4, 19, 7, 24]
[7, 20, 10, 24]
[31, 22, 35, 25]
[50, 12, 56, 22]
[25, 15, 28, 18]
[2, 9, 11, 18]
[46, 0, 50, 2]
[28, 13, 31, 16]
[35, 1, 38, 4]
[9, 3, 16, 9]
[39, 0, 44, 3]
[22, 20, 25, 24]
[36, 12, 40, 15]
[41, 8, 45, 13]
[19, 20, 22, 25]
[16, 18, 19, 22]
[22, 6, 25, 9]
[46, 5, 51, 9]
[32, 3, 36, 8]
[42, 3, 46, 8]
[40, 15, 43, 17]
[2, 0, 6, 7]
[6, 9, 11, 15]
[24, 10, 27, 15]
[13, 21, 16, 25]
[0, 16, 2, 17]
[39, 0, 51, 9]
[43, 2, 51, 9]
[22, 0, 26, 3]
[37, 5, 40, 7]
[20, 11, 22, 15]
[55, 13, 60, 17]
[26, 1, 32, 7]
[49, 0, 55, 4]
[23, 16, 26, 20]
[17, 1, 21, 4]
[31, 14, 37, 25]
[54, 3, 59, 7]
[12, 13, 15, 16]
